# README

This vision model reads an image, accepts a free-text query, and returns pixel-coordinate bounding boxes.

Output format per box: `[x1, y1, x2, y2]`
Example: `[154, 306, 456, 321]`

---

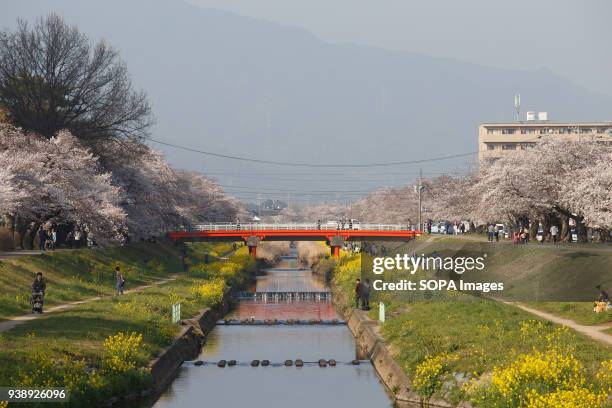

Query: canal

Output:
[151, 244, 392, 407]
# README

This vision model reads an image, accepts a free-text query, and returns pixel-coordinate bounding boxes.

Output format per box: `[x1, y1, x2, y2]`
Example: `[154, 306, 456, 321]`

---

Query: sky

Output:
[186, 0, 612, 97]
[2, 0, 611, 206]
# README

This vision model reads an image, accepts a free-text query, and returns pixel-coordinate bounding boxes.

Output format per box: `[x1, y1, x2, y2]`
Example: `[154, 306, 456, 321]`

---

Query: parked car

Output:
[495, 224, 509, 239]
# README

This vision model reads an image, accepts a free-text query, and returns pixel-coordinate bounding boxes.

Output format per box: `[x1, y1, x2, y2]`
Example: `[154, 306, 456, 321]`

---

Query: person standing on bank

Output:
[550, 225, 559, 244]
[74, 229, 82, 249]
[115, 266, 125, 295]
[361, 279, 371, 311]
[355, 278, 362, 309]
[37, 225, 47, 250]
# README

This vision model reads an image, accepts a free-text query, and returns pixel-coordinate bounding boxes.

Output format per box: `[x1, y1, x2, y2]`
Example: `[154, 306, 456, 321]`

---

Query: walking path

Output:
[508, 302, 612, 346]
[0, 249, 74, 260]
[0, 274, 179, 333]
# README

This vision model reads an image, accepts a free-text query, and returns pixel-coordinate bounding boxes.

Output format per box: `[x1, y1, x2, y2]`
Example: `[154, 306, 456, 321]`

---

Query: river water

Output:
[152, 246, 392, 407]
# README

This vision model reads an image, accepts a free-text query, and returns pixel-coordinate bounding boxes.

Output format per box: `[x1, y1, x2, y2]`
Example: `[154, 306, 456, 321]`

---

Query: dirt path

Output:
[0, 249, 76, 260]
[0, 274, 179, 333]
[508, 302, 612, 346]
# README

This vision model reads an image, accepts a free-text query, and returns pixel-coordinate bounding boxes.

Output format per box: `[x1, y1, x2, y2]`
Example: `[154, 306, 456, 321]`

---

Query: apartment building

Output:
[478, 116, 612, 161]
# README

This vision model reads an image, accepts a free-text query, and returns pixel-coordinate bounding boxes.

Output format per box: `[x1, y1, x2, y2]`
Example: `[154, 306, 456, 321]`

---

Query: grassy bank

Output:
[331, 238, 612, 407]
[0, 243, 254, 407]
[414, 236, 612, 325]
[0, 242, 184, 320]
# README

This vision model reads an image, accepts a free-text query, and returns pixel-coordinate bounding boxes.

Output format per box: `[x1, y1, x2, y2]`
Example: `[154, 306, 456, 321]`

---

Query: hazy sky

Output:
[187, 0, 612, 97]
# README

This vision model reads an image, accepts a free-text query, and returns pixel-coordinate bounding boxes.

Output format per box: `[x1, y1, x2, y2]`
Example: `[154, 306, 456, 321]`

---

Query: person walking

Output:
[361, 279, 371, 311]
[51, 228, 57, 250]
[355, 279, 362, 309]
[115, 266, 125, 295]
[65, 230, 74, 248]
[74, 229, 82, 249]
[550, 225, 559, 244]
[487, 224, 495, 242]
[37, 226, 47, 250]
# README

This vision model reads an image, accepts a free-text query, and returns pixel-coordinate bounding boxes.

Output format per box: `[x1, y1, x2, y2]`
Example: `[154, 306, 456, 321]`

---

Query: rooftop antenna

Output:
[514, 94, 521, 122]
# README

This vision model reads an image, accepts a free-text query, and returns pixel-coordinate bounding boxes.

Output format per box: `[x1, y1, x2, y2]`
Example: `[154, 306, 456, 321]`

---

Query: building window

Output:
[502, 144, 516, 150]
[502, 128, 516, 134]
[487, 144, 495, 150]
[486, 129, 496, 135]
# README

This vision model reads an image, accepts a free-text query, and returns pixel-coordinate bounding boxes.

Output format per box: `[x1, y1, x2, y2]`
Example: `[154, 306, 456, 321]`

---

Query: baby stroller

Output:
[31, 291, 44, 314]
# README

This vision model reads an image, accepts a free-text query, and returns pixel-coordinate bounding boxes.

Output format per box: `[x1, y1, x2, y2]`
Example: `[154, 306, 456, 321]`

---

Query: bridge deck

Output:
[167, 223, 421, 242]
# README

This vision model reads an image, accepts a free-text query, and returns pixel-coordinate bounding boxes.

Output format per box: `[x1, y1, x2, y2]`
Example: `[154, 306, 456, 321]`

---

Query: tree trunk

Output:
[529, 218, 538, 241]
[558, 212, 570, 242]
[24, 222, 39, 250]
[574, 215, 588, 243]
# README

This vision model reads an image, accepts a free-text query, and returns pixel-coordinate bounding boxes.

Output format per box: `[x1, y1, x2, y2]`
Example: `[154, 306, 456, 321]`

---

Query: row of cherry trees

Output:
[290, 137, 610, 242]
[0, 124, 240, 246]
[426, 137, 612, 241]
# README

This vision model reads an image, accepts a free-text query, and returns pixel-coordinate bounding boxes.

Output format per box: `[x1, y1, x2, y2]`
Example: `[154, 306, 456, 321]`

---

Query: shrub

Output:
[102, 332, 143, 373]
[526, 387, 606, 408]
[190, 279, 225, 307]
[412, 352, 459, 401]
[596, 359, 612, 395]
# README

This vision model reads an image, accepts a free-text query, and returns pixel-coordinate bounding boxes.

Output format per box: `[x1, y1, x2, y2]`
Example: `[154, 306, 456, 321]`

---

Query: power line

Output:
[146, 137, 478, 168]
[220, 185, 391, 193]
[206, 172, 470, 183]
[203, 170, 471, 177]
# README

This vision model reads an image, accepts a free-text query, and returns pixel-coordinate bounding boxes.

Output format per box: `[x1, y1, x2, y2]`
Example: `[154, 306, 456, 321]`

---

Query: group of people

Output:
[29, 265, 127, 314]
[36, 224, 89, 250]
[452, 221, 467, 235]
[594, 286, 611, 313]
[487, 224, 501, 242]
[37, 225, 57, 250]
[355, 278, 371, 310]
[64, 228, 85, 248]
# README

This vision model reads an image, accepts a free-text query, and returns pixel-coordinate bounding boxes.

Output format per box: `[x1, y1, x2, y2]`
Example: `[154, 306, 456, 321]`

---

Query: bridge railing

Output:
[188, 223, 416, 232]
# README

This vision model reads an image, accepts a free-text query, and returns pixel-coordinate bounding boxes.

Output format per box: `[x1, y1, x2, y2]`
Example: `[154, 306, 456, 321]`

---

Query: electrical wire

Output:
[146, 137, 478, 168]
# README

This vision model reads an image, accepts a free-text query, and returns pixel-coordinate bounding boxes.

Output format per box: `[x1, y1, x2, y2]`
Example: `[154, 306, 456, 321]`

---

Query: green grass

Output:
[0, 241, 184, 320]
[0, 244, 253, 407]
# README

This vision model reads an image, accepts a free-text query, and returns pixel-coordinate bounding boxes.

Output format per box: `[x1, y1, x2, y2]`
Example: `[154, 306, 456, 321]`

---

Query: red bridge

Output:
[167, 223, 421, 258]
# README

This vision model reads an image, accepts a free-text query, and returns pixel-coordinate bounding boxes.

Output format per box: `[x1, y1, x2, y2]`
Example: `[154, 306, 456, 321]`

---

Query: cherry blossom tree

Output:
[470, 137, 611, 240]
[0, 124, 126, 244]
[563, 150, 612, 233]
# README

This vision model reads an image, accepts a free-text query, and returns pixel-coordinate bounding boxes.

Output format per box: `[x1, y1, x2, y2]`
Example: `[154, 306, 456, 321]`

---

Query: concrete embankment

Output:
[105, 292, 234, 406]
[347, 310, 469, 408]
[149, 299, 230, 391]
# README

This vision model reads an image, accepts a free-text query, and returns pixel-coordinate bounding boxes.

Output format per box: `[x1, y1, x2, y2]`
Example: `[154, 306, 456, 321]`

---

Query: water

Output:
[152, 246, 392, 408]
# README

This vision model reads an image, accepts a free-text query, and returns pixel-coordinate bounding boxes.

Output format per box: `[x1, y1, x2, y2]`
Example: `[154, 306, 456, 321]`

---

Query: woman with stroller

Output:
[31, 272, 46, 313]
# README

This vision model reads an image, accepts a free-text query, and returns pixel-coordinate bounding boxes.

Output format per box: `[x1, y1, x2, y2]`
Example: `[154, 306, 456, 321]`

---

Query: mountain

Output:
[2, 0, 612, 199]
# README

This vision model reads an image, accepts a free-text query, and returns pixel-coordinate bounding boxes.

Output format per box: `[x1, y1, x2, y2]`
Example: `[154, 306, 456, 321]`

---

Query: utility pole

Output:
[257, 193, 262, 217]
[414, 169, 424, 231]
[12, 214, 18, 250]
